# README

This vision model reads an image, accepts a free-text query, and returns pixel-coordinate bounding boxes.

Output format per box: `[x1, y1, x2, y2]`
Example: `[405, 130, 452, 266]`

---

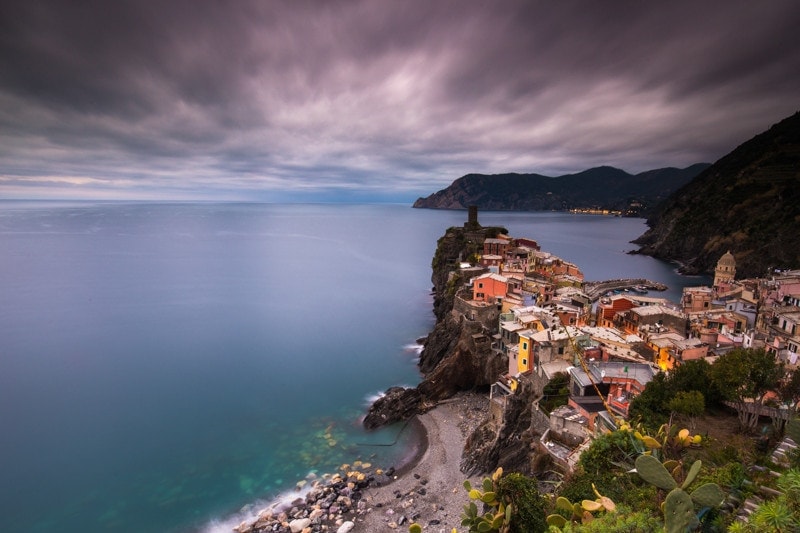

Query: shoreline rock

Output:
[232, 419, 429, 533]
[233, 392, 490, 533]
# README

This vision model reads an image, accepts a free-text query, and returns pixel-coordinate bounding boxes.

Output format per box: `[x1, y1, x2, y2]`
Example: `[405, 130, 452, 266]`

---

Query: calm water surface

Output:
[0, 203, 707, 532]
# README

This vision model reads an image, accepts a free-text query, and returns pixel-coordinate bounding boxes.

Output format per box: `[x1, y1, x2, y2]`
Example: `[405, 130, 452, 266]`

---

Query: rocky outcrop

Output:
[362, 387, 423, 430]
[364, 223, 506, 428]
[418, 317, 506, 399]
[364, 314, 505, 429]
[461, 379, 536, 476]
[363, 219, 546, 477]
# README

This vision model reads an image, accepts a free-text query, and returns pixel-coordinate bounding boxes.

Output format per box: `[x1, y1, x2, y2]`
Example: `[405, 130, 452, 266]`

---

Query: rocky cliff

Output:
[363, 223, 507, 429]
[363, 221, 545, 476]
[633, 111, 800, 278]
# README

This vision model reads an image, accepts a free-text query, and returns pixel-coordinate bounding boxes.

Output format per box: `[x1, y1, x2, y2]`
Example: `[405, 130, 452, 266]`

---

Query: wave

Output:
[403, 343, 423, 363]
[403, 343, 424, 355]
[363, 390, 386, 406]
[200, 482, 314, 533]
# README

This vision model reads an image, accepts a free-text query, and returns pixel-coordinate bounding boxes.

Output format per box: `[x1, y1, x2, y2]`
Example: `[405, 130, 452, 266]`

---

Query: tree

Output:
[668, 391, 705, 430]
[629, 372, 672, 429]
[541, 372, 570, 414]
[629, 359, 719, 430]
[775, 368, 800, 431]
[709, 348, 784, 432]
[669, 359, 722, 406]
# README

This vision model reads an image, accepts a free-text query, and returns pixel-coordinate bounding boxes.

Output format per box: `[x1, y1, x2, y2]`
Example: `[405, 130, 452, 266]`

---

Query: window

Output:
[558, 347, 564, 355]
[478, 282, 483, 289]
[522, 342, 528, 350]
[522, 358, 527, 367]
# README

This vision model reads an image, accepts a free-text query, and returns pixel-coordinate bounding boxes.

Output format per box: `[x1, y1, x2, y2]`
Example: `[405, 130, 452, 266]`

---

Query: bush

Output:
[557, 504, 661, 532]
[497, 473, 547, 533]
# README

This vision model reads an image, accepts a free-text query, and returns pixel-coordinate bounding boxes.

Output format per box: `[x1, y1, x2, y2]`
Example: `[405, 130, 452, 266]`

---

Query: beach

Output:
[353, 392, 489, 532]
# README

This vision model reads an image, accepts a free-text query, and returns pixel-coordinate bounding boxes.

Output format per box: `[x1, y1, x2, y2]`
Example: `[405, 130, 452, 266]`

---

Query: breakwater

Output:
[583, 278, 668, 300]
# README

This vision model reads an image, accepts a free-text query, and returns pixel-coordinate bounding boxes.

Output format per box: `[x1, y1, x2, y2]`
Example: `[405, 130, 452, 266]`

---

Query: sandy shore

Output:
[353, 392, 489, 532]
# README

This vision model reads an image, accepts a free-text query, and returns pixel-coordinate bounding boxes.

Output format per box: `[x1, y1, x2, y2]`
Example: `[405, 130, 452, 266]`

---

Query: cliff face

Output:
[363, 224, 507, 429]
[460, 381, 536, 477]
[363, 221, 555, 476]
[413, 165, 708, 215]
[633, 111, 800, 277]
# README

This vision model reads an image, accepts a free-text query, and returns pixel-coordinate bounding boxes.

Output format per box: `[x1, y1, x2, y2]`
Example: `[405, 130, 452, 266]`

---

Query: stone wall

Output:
[454, 290, 501, 330]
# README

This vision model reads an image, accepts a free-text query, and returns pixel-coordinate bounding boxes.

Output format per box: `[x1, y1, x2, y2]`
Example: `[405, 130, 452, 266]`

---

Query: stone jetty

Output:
[582, 278, 667, 300]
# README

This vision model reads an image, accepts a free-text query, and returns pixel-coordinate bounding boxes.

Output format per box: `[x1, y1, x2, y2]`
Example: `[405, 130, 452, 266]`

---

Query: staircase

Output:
[770, 435, 798, 467]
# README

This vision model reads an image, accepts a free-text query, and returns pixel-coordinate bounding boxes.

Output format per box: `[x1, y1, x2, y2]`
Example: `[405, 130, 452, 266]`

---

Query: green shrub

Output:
[497, 473, 547, 533]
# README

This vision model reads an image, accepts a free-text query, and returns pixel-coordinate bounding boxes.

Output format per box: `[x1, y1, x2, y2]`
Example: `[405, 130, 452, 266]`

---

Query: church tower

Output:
[713, 250, 736, 287]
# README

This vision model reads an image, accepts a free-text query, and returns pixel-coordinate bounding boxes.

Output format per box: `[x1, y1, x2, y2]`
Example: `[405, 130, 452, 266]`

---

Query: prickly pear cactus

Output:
[635, 456, 725, 532]
[635, 454, 678, 491]
[664, 488, 696, 533]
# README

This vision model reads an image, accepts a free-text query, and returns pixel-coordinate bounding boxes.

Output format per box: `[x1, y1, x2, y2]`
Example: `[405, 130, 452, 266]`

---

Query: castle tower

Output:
[713, 250, 736, 287]
[465, 205, 480, 230]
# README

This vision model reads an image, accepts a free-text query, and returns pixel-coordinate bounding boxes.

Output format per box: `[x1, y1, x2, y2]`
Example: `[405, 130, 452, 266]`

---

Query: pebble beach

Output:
[232, 392, 489, 533]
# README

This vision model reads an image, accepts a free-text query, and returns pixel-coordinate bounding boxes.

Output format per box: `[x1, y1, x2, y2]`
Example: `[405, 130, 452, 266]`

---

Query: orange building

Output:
[473, 273, 508, 303]
[595, 295, 638, 327]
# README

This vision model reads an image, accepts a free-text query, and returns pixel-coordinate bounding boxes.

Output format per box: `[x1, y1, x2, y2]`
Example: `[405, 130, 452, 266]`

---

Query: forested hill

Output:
[632, 111, 800, 278]
[412, 164, 709, 215]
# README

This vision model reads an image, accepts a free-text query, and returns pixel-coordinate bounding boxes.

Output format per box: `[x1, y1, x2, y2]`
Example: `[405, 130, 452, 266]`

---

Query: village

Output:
[449, 207, 800, 474]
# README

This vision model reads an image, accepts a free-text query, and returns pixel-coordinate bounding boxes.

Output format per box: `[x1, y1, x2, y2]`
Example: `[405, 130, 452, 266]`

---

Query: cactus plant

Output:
[546, 485, 615, 529]
[664, 487, 696, 533]
[634, 455, 725, 533]
[461, 468, 513, 533]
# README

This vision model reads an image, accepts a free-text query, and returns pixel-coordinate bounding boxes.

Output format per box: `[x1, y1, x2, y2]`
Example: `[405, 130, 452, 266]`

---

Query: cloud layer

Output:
[1, 0, 799, 201]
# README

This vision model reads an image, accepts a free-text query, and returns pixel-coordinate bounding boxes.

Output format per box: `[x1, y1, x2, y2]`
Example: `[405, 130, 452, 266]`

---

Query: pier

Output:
[582, 278, 668, 300]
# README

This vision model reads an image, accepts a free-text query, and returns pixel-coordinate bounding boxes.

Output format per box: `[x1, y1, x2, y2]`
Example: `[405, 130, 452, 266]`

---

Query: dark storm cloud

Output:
[1, 0, 799, 200]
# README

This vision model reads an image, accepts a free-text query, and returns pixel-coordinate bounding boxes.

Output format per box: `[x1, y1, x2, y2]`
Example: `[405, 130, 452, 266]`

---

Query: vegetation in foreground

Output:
[409, 348, 800, 532]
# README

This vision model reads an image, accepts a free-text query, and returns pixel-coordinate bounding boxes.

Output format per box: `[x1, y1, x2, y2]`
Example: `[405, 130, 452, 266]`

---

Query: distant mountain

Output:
[412, 164, 709, 215]
[633, 111, 800, 278]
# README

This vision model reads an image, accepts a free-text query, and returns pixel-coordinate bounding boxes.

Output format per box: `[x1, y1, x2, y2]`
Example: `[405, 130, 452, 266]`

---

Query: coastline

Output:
[353, 392, 489, 531]
[228, 392, 488, 533]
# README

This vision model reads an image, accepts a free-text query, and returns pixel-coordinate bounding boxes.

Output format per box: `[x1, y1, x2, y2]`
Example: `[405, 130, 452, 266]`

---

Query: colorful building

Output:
[473, 272, 508, 303]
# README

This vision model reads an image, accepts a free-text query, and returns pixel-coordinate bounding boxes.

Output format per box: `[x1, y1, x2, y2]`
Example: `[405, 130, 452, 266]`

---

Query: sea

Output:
[0, 202, 710, 533]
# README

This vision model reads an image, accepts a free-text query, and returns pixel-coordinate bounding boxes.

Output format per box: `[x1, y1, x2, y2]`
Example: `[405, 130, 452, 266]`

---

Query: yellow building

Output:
[517, 331, 534, 374]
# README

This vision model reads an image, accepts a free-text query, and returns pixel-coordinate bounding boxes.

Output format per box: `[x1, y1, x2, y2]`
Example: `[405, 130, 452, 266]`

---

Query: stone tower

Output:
[465, 205, 480, 230]
[713, 250, 736, 287]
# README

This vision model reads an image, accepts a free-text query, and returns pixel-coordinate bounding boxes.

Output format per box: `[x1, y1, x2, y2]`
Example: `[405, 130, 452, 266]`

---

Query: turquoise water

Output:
[0, 203, 707, 532]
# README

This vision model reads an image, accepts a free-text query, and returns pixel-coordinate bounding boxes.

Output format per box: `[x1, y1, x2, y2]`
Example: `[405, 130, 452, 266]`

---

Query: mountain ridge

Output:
[633, 111, 800, 278]
[413, 164, 710, 215]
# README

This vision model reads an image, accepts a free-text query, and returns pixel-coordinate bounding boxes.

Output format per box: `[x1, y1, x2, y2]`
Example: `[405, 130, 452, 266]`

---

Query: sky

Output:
[1, 1, 799, 203]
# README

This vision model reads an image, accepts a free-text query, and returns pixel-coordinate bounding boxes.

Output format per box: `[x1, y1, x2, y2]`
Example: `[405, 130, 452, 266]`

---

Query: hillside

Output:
[633, 111, 800, 278]
[412, 164, 709, 215]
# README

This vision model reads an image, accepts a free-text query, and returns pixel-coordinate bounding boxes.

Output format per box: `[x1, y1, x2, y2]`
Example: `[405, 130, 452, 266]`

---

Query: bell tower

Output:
[713, 250, 736, 287]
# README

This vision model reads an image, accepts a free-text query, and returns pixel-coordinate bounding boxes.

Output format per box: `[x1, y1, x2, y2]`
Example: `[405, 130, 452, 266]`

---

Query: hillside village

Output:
[447, 207, 799, 473]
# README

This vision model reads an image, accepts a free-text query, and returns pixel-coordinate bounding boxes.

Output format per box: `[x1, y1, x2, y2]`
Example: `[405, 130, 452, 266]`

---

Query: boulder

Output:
[289, 518, 311, 533]
[337, 521, 355, 533]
